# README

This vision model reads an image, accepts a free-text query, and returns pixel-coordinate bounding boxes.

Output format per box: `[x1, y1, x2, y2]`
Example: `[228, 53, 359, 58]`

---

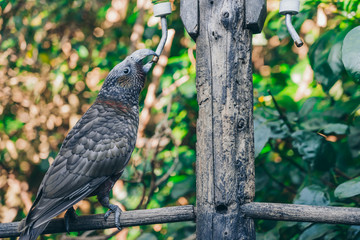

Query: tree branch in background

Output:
[129, 0, 149, 52]
[267, 89, 294, 133]
[154, 75, 190, 109]
[260, 164, 297, 195]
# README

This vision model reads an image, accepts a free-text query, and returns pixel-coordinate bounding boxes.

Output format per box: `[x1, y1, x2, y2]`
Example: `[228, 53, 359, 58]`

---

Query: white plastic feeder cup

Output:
[279, 0, 303, 47]
[279, 0, 300, 15]
[153, 2, 172, 17]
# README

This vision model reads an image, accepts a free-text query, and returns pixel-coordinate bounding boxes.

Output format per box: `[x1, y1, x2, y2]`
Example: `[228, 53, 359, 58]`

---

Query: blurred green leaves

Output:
[294, 185, 330, 206]
[1, 0, 360, 239]
[335, 176, 360, 199]
[342, 26, 360, 83]
[254, 0, 360, 238]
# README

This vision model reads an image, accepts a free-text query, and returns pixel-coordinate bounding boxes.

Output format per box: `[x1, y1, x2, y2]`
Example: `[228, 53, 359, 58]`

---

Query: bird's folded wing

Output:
[27, 103, 135, 228]
[42, 103, 135, 198]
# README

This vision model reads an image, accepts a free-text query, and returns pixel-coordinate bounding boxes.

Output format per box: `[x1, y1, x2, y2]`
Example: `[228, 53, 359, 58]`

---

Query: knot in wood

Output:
[211, 31, 221, 40]
[221, 11, 231, 29]
[215, 204, 228, 214]
[237, 117, 246, 131]
[222, 11, 229, 18]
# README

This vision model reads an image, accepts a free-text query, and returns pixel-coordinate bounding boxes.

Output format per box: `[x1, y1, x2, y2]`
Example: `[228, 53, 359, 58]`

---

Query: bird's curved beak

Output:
[131, 49, 158, 74]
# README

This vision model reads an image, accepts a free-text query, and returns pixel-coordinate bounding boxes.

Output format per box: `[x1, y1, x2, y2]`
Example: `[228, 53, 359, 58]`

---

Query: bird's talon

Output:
[64, 207, 78, 234]
[103, 204, 122, 230]
[104, 210, 112, 221]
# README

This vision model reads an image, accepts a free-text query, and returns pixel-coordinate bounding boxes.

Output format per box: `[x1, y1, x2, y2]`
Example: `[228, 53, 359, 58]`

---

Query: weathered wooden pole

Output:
[181, 0, 265, 239]
[195, 1, 254, 238]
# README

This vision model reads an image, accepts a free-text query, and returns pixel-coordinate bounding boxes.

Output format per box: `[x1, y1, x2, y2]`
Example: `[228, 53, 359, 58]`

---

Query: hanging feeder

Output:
[279, 0, 303, 47]
[143, 1, 172, 72]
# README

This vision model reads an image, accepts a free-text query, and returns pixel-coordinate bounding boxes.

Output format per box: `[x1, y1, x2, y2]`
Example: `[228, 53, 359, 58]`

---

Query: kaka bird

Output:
[19, 49, 157, 240]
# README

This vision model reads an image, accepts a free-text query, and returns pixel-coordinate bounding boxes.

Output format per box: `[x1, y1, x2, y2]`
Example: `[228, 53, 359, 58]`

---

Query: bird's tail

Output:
[18, 221, 49, 240]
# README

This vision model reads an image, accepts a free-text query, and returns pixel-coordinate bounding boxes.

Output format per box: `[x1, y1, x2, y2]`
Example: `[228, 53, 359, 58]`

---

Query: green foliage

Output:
[254, 0, 360, 238]
[342, 26, 360, 83]
[1, 0, 360, 239]
[0, 0, 196, 239]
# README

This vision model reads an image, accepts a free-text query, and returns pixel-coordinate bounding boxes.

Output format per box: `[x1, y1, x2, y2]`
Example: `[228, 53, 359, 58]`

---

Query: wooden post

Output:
[192, 0, 255, 238]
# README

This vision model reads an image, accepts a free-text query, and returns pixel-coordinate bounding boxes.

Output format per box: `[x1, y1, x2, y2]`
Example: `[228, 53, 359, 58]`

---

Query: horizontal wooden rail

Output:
[0, 205, 195, 238]
[242, 202, 360, 225]
[2, 202, 360, 238]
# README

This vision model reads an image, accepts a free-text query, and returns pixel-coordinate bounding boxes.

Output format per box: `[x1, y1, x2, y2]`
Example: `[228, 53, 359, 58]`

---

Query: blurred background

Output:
[1, 0, 360, 239]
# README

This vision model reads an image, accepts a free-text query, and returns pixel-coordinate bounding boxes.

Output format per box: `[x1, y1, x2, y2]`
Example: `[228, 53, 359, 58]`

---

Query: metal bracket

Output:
[180, 0, 199, 41]
[245, 0, 267, 34]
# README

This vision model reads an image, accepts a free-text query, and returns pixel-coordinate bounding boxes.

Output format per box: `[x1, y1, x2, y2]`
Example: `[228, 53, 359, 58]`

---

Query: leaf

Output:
[328, 41, 344, 76]
[342, 26, 360, 83]
[254, 119, 271, 157]
[171, 176, 195, 199]
[4, 118, 24, 135]
[274, 95, 298, 112]
[349, 126, 360, 158]
[324, 231, 340, 240]
[299, 224, 334, 240]
[323, 123, 349, 135]
[167, 222, 196, 239]
[267, 120, 290, 139]
[256, 230, 279, 240]
[294, 185, 330, 206]
[291, 131, 322, 162]
[300, 118, 328, 131]
[316, 141, 336, 171]
[299, 98, 318, 119]
[137, 233, 158, 240]
[255, 168, 269, 192]
[78, 45, 89, 58]
[348, 226, 360, 239]
[334, 176, 360, 199]
[292, 130, 336, 171]
[309, 29, 347, 91]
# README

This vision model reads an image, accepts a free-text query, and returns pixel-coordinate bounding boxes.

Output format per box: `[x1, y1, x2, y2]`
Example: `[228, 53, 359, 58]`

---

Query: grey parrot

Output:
[19, 49, 157, 240]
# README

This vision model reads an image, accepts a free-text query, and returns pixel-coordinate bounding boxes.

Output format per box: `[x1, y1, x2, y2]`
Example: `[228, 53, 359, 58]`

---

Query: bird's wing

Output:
[26, 102, 138, 228]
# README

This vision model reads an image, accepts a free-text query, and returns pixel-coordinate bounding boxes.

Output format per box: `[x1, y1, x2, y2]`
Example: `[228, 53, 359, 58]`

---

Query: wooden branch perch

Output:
[0, 205, 195, 238]
[242, 202, 360, 225]
[3, 202, 360, 238]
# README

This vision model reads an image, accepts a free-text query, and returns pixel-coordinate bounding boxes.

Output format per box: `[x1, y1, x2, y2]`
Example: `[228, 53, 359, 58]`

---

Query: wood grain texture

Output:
[242, 202, 360, 225]
[0, 205, 195, 238]
[195, 0, 255, 239]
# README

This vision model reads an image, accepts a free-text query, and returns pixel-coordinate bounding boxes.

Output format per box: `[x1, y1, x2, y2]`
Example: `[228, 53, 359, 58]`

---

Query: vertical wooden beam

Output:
[195, 0, 255, 239]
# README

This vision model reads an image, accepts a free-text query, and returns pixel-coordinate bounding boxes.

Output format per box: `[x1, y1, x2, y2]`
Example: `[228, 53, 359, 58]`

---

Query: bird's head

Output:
[98, 49, 157, 104]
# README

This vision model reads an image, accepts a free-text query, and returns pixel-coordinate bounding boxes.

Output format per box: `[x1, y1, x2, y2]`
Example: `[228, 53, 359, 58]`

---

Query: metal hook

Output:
[142, 2, 171, 72]
[155, 17, 168, 58]
[143, 16, 168, 72]
[279, 0, 303, 48]
[285, 14, 303, 47]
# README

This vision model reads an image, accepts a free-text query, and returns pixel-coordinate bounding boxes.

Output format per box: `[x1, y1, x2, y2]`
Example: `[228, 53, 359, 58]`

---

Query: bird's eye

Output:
[123, 67, 130, 74]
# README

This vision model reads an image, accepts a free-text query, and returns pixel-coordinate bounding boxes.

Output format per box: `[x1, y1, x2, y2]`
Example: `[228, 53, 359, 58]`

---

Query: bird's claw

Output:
[64, 207, 78, 234]
[104, 204, 122, 230]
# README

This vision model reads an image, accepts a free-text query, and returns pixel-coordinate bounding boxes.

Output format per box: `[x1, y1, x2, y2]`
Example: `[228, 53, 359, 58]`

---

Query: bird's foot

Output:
[64, 207, 78, 234]
[104, 204, 122, 230]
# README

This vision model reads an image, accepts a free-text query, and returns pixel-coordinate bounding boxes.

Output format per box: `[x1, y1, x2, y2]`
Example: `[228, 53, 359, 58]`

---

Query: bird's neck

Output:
[95, 97, 135, 113]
